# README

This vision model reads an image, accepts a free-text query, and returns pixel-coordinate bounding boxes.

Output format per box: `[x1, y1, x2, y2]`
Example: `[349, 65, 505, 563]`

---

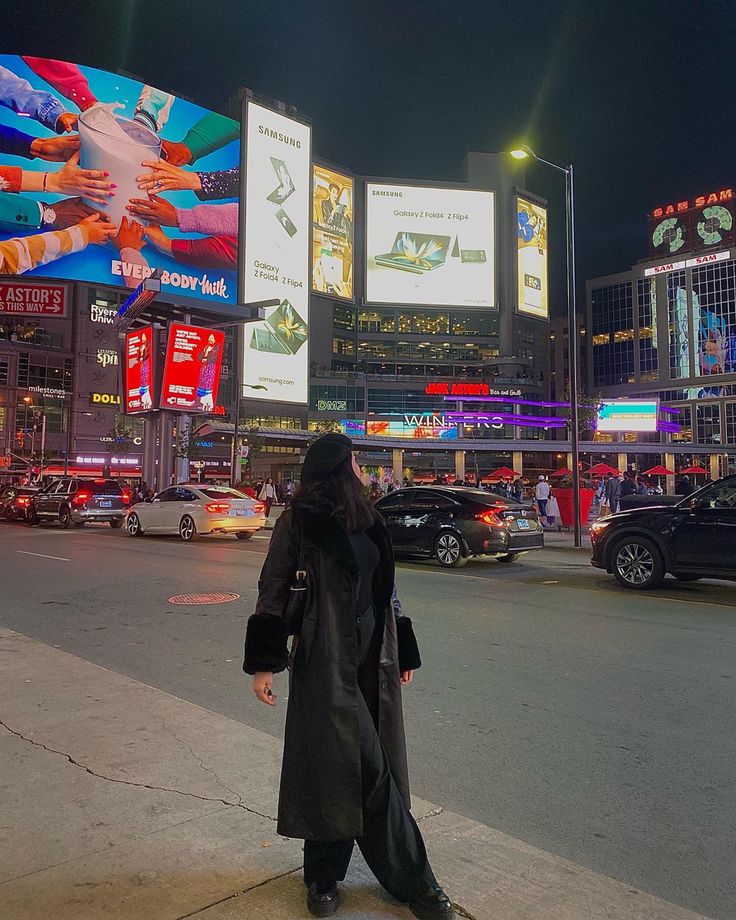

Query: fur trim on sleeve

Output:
[243, 613, 289, 675]
[396, 616, 422, 671]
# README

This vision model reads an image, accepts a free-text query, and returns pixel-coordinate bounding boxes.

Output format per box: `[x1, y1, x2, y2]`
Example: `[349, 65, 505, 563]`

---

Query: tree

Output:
[107, 423, 136, 456]
[310, 419, 343, 438]
[561, 385, 602, 438]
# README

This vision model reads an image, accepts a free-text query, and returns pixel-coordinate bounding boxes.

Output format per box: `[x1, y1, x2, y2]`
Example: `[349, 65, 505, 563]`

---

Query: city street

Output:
[1, 521, 734, 919]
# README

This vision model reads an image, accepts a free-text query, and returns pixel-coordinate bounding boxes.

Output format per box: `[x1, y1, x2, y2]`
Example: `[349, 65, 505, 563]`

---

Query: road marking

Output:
[16, 550, 70, 562]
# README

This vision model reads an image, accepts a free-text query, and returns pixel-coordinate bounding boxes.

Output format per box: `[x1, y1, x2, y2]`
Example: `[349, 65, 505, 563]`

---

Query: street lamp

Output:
[508, 144, 582, 547]
[23, 396, 47, 477]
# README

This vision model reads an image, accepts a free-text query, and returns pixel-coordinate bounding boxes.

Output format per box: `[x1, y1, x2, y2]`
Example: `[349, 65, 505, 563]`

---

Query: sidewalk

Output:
[0, 627, 712, 920]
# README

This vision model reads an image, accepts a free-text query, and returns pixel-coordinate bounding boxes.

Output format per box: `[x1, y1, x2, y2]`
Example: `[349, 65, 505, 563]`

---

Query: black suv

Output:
[591, 475, 736, 589]
[0, 485, 38, 521]
[27, 477, 129, 528]
[375, 486, 543, 567]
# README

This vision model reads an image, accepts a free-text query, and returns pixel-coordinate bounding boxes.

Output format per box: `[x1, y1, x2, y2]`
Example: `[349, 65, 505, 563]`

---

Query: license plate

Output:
[516, 518, 530, 529]
[99, 500, 112, 508]
[231, 508, 254, 517]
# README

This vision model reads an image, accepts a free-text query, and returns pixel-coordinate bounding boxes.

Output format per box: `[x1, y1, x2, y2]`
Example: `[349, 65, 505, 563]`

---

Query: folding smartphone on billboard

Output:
[374, 232, 451, 273]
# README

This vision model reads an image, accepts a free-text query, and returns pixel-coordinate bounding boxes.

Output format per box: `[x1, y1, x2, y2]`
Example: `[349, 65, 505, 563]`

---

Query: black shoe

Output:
[307, 881, 340, 917]
[408, 883, 455, 920]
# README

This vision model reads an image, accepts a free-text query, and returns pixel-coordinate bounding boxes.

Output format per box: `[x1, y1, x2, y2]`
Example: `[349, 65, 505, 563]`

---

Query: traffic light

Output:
[16, 429, 24, 448]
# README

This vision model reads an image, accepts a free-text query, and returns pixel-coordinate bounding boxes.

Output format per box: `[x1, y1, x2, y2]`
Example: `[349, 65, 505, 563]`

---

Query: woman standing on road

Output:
[258, 476, 276, 518]
[243, 433, 454, 920]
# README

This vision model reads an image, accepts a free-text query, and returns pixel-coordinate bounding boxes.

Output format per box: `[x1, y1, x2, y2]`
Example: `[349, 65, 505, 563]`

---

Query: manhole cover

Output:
[168, 593, 240, 605]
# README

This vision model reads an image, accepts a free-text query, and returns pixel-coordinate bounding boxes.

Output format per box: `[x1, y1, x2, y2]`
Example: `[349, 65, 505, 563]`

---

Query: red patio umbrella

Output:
[488, 466, 517, 480]
[679, 465, 708, 475]
[643, 465, 675, 476]
[550, 467, 572, 477]
[588, 462, 620, 476]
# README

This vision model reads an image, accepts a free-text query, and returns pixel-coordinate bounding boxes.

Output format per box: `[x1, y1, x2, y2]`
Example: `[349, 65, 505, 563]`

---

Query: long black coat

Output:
[243, 503, 421, 841]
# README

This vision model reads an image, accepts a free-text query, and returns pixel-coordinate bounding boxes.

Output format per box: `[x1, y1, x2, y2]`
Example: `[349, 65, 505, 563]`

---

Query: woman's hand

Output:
[138, 157, 201, 192]
[47, 152, 115, 204]
[127, 193, 178, 226]
[400, 670, 414, 685]
[253, 671, 276, 705]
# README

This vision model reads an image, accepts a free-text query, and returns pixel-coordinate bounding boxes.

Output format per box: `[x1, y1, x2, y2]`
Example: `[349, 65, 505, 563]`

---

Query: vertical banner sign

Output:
[242, 100, 311, 403]
[516, 197, 549, 318]
[312, 164, 354, 299]
[123, 326, 155, 413]
[160, 323, 225, 411]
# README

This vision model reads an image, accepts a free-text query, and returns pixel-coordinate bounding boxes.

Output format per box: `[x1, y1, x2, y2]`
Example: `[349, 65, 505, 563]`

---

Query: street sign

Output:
[0, 282, 67, 317]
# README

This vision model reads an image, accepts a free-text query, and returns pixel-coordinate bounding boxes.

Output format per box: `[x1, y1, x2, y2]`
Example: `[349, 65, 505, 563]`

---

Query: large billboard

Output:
[516, 196, 548, 318]
[365, 182, 495, 308]
[123, 326, 155, 413]
[242, 100, 311, 404]
[312, 164, 353, 300]
[160, 323, 225, 412]
[0, 55, 238, 304]
[597, 400, 659, 433]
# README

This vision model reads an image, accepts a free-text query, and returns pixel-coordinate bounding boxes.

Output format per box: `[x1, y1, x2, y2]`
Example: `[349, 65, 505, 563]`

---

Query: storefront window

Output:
[450, 312, 498, 335]
[725, 403, 736, 443]
[397, 312, 450, 335]
[17, 353, 72, 391]
[671, 405, 692, 442]
[358, 310, 396, 333]
[332, 337, 355, 356]
[696, 403, 721, 444]
[333, 304, 355, 331]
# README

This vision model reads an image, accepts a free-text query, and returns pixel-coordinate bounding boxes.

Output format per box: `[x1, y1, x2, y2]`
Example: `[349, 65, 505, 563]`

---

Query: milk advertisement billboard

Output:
[241, 100, 311, 404]
[0, 55, 238, 304]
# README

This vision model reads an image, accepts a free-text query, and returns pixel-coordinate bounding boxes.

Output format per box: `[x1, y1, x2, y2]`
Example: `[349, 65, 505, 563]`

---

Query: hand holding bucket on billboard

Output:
[78, 105, 160, 225]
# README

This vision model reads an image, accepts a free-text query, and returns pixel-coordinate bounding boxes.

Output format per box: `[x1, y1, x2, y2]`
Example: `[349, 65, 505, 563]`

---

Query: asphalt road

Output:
[1, 520, 735, 919]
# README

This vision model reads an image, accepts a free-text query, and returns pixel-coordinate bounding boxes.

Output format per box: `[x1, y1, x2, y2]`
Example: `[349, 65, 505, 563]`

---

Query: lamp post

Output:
[23, 396, 46, 478]
[508, 144, 582, 547]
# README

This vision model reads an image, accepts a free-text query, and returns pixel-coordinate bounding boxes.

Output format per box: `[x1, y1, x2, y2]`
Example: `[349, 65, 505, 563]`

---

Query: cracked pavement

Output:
[0, 627, 715, 920]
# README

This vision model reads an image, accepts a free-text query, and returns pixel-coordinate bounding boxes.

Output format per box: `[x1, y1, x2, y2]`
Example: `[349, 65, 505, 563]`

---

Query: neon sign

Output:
[651, 188, 734, 219]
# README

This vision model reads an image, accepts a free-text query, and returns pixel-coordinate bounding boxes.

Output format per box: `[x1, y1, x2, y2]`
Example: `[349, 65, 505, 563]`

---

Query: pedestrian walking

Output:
[602, 472, 621, 515]
[243, 433, 455, 919]
[545, 491, 562, 531]
[258, 477, 276, 517]
[535, 474, 550, 525]
[511, 477, 524, 502]
[675, 474, 695, 497]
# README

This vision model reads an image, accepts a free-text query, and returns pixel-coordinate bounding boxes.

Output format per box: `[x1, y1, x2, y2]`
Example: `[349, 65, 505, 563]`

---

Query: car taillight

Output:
[477, 509, 504, 527]
[205, 502, 230, 513]
[252, 501, 266, 514]
[73, 491, 91, 506]
[16, 496, 30, 506]
[121, 489, 131, 505]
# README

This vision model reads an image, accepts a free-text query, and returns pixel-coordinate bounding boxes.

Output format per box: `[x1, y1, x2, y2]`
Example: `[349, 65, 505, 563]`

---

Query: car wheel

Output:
[434, 531, 466, 568]
[126, 513, 143, 537]
[26, 507, 38, 526]
[58, 506, 71, 529]
[496, 553, 518, 563]
[674, 573, 701, 582]
[179, 515, 198, 542]
[235, 531, 254, 540]
[611, 536, 665, 590]
[110, 519, 123, 529]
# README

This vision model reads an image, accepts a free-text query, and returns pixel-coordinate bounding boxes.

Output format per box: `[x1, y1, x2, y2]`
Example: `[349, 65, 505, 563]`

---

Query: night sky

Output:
[3, 0, 734, 315]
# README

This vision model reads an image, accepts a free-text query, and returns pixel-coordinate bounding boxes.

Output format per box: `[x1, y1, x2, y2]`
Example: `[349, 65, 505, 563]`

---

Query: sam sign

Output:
[123, 326, 155, 414]
[597, 400, 659, 433]
[160, 323, 225, 412]
[0, 282, 66, 316]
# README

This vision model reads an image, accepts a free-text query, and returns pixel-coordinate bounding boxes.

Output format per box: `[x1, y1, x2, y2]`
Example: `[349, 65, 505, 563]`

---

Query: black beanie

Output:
[301, 433, 353, 483]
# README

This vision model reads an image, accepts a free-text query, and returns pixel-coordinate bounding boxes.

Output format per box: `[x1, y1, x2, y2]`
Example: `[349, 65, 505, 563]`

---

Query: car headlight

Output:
[590, 520, 611, 533]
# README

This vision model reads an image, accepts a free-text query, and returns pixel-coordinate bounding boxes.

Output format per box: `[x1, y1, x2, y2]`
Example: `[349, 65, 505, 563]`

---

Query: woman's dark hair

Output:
[292, 456, 375, 533]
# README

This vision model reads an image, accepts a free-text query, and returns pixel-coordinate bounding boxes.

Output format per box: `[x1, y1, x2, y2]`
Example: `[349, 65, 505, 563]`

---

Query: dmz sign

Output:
[316, 399, 348, 411]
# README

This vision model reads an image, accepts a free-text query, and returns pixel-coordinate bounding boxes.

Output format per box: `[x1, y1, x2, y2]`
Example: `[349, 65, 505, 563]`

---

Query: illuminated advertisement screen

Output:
[0, 55, 238, 304]
[123, 326, 155, 414]
[312, 164, 353, 300]
[365, 416, 458, 440]
[242, 100, 311, 404]
[365, 182, 495, 308]
[597, 400, 659, 433]
[160, 323, 225, 412]
[517, 196, 548, 318]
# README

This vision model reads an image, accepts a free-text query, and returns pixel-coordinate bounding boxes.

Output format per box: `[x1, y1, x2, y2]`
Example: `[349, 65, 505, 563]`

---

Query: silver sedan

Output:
[125, 485, 267, 541]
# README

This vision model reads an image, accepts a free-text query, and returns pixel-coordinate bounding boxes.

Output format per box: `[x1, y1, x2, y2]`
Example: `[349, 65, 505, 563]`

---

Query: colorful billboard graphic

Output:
[365, 415, 458, 440]
[242, 100, 311, 404]
[160, 323, 225, 412]
[312, 164, 353, 300]
[516, 197, 548, 318]
[365, 183, 495, 308]
[597, 400, 659, 433]
[123, 326, 155, 413]
[0, 55, 238, 304]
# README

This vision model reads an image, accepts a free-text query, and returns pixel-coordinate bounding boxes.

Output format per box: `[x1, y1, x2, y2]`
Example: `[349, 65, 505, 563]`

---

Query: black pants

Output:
[303, 606, 435, 902]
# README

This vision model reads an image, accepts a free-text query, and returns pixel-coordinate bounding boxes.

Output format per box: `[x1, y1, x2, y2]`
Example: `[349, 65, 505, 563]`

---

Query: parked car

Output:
[124, 485, 266, 541]
[27, 477, 129, 528]
[374, 486, 544, 567]
[0, 485, 38, 521]
[591, 475, 736, 589]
